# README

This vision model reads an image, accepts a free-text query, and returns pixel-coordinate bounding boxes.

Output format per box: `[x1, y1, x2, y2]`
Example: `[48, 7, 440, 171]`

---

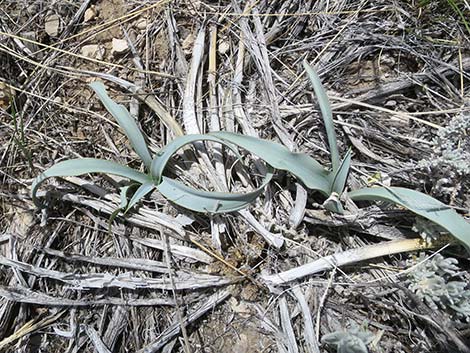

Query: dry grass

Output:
[0, 0, 469, 352]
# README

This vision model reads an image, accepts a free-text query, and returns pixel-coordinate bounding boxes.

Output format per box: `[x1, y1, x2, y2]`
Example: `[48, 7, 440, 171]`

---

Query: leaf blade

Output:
[303, 60, 340, 172]
[31, 158, 151, 208]
[151, 133, 274, 213]
[156, 166, 273, 213]
[210, 131, 331, 195]
[125, 182, 155, 213]
[349, 187, 470, 249]
[90, 82, 152, 167]
[150, 134, 241, 183]
[329, 148, 352, 195]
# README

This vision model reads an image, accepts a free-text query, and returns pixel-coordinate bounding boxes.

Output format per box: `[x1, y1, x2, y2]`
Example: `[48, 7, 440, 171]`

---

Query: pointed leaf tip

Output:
[90, 82, 152, 168]
[349, 186, 470, 250]
[31, 158, 151, 208]
[302, 61, 340, 172]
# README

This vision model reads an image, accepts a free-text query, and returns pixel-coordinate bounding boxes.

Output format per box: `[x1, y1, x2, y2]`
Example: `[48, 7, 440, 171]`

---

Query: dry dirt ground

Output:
[0, 0, 470, 352]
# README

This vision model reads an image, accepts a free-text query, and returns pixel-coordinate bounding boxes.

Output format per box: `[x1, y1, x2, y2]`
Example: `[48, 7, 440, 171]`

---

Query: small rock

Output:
[136, 18, 148, 30]
[218, 40, 230, 54]
[239, 283, 258, 302]
[45, 14, 60, 37]
[83, 6, 98, 23]
[81, 44, 104, 59]
[111, 38, 129, 55]
[27, 4, 38, 14]
[334, 285, 344, 295]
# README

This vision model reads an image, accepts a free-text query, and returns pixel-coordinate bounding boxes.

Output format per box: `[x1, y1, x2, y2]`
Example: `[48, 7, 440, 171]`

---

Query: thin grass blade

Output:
[210, 131, 331, 195]
[303, 60, 340, 172]
[349, 187, 470, 249]
[90, 82, 152, 167]
[32, 158, 151, 208]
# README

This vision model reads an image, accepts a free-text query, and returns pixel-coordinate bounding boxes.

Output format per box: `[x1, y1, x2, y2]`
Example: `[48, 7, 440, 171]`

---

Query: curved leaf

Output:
[150, 134, 275, 213]
[210, 131, 331, 195]
[118, 184, 137, 210]
[323, 193, 344, 214]
[150, 134, 241, 183]
[125, 182, 155, 213]
[90, 82, 152, 167]
[108, 184, 138, 232]
[31, 158, 151, 208]
[156, 166, 273, 213]
[303, 60, 340, 172]
[349, 187, 470, 249]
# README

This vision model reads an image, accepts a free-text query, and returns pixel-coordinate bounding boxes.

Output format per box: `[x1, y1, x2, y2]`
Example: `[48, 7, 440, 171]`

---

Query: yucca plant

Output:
[32, 62, 470, 251]
[31, 82, 277, 215]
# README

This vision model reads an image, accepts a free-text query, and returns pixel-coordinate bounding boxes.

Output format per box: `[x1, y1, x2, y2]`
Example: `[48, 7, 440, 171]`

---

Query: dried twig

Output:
[262, 238, 452, 285]
[138, 290, 231, 353]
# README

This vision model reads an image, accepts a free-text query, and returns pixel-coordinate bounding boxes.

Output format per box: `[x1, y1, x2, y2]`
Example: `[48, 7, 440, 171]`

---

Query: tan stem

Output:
[262, 237, 452, 285]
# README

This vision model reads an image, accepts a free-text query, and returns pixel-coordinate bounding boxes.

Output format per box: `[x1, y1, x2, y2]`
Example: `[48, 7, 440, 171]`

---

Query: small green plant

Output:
[445, 0, 470, 36]
[322, 321, 375, 353]
[418, 0, 470, 36]
[408, 253, 470, 321]
[31, 62, 470, 252]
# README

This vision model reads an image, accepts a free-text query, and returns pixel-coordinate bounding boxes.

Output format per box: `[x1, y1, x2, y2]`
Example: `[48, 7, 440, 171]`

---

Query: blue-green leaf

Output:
[210, 131, 331, 195]
[303, 60, 340, 172]
[150, 134, 241, 184]
[118, 184, 136, 210]
[31, 158, 151, 208]
[150, 133, 273, 213]
[125, 182, 155, 213]
[108, 184, 138, 232]
[329, 148, 352, 195]
[156, 166, 273, 213]
[90, 82, 152, 167]
[349, 187, 470, 249]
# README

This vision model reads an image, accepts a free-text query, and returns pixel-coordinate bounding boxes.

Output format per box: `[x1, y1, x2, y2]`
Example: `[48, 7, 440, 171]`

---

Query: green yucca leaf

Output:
[118, 184, 136, 210]
[31, 158, 151, 208]
[329, 148, 352, 195]
[349, 187, 470, 249]
[125, 181, 155, 213]
[150, 134, 273, 213]
[303, 61, 340, 172]
[90, 82, 152, 168]
[150, 134, 241, 184]
[210, 131, 331, 195]
[108, 184, 138, 232]
[156, 167, 273, 213]
[150, 133, 274, 213]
